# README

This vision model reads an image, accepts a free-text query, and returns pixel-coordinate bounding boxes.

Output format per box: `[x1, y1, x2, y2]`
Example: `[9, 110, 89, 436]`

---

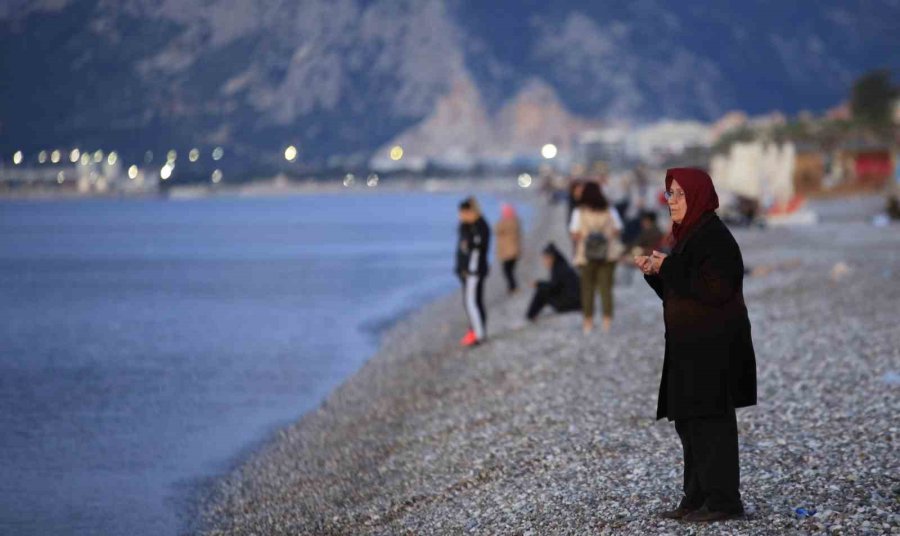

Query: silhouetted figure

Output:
[526, 243, 581, 320]
[631, 211, 665, 256]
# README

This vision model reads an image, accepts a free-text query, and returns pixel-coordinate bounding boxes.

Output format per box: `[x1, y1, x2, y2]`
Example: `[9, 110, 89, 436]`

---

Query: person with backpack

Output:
[572, 182, 624, 333]
[455, 197, 491, 347]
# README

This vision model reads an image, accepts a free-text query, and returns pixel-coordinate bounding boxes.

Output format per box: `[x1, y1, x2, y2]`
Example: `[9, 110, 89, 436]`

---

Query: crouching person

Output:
[526, 243, 581, 321]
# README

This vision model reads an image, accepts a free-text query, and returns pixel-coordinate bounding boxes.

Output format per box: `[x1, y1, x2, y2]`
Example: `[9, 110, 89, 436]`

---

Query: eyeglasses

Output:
[664, 190, 686, 201]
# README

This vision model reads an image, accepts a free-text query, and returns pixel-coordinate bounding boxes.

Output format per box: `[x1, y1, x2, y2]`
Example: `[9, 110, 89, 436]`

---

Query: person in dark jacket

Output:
[635, 168, 757, 523]
[526, 242, 581, 320]
[456, 197, 491, 347]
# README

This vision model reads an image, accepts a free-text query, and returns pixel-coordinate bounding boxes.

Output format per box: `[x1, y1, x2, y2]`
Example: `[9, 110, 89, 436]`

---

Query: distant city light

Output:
[284, 145, 298, 162]
[541, 143, 558, 159]
[69, 148, 80, 163]
[128, 165, 139, 179]
[517, 173, 533, 188]
[160, 163, 174, 180]
[107, 151, 118, 166]
[366, 173, 379, 187]
[343, 173, 355, 187]
[144, 151, 154, 164]
[50, 150, 61, 164]
[80, 153, 91, 166]
[57, 171, 65, 184]
[93, 150, 104, 163]
[12, 150, 23, 165]
[189, 148, 200, 162]
[389, 145, 404, 161]
[38, 150, 48, 164]
[211, 147, 224, 161]
[211, 169, 223, 184]
[166, 150, 177, 163]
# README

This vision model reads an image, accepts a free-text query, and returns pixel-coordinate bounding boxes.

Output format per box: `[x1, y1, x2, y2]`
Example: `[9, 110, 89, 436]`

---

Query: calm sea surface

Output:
[0, 191, 528, 535]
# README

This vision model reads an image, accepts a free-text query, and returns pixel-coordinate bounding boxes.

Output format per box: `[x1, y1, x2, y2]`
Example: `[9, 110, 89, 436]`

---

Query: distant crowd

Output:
[455, 165, 671, 346]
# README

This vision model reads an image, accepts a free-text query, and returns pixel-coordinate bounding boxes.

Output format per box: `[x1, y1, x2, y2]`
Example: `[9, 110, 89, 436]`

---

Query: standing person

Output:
[455, 197, 490, 347]
[526, 242, 581, 321]
[635, 168, 757, 523]
[494, 203, 521, 294]
[573, 182, 624, 334]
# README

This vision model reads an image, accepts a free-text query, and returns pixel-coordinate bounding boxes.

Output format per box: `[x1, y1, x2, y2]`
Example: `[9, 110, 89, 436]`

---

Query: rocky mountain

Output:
[1, 0, 897, 171]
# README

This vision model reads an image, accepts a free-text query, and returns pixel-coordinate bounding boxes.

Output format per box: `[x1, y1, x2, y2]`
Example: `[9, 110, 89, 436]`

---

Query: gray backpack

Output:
[584, 232, 609, 261]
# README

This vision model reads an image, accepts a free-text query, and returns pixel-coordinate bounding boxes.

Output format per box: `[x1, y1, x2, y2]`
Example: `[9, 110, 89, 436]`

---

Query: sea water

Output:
[0, 191, 529, 535]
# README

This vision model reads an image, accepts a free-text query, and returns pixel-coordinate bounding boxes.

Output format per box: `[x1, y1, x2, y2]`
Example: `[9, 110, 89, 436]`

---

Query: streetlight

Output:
[541, 143, 558, 159]
[284, 145, 298, 162]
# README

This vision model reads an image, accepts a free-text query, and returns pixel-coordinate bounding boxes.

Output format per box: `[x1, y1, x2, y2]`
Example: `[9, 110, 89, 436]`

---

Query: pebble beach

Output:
[201, 195, 899, 535]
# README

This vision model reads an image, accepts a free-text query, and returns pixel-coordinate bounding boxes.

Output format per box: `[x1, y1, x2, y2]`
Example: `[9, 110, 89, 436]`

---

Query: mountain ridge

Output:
[1, 0, 897, 169]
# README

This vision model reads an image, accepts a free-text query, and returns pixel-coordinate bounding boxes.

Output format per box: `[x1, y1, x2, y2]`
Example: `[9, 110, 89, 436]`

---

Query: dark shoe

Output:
[682, 505, 744, 523]
[658, 506, 697, 520]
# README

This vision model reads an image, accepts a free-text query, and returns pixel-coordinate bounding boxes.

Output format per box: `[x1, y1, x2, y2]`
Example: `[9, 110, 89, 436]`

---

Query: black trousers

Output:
[526, 283, 580, 320]
[674, 409, 743, 513]
[502, 259, 518, 292]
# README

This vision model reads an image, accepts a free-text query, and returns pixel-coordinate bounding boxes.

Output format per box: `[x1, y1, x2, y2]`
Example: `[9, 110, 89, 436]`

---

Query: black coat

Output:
[541, 244, 581, 310]
[644, 213, 757, 421]
[455, 217, 491, 277]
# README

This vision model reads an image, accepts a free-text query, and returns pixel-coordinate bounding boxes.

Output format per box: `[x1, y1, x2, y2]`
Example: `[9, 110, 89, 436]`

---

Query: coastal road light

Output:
[366, 173, 379, 187]
[160, 163, 174, 180]
[541, 143, 558, 160]
[189, 148, 199, 162]
[284, 145, 298, 162]
[128, 165, 139, 179]
[69, 149, 80, 163]
[38, 150, 48, 164]
[50, 150, 61, 164]
[211, 169, 223, 184]
[12, 151, 23, 165]
[343, 173, 355, 187]
[93, 150, 104, 163]
[212, 147, 224, 161]
[166, 150, 177, 163]
[517, 173, 533, 188]
[389, 145, 404, 161]
[57, 171, 65, 184]
[107, 151, 118, 166]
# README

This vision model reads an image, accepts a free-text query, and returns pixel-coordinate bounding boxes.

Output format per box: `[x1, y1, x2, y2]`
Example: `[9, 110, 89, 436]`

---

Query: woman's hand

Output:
[634, 255, 654, 274]
[648, 250, 668, 274]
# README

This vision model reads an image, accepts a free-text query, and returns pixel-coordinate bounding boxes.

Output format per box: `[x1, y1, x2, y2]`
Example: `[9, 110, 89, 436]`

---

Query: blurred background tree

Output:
[850, 69, 898, 126]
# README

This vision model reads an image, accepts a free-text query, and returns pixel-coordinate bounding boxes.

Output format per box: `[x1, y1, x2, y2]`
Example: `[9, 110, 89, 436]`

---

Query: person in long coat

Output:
[635, 168, 757, 523]
[495, 203, 522, 293]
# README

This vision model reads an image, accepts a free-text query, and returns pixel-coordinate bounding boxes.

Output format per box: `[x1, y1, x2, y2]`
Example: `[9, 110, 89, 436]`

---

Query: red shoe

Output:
[460, 330, 479, 347]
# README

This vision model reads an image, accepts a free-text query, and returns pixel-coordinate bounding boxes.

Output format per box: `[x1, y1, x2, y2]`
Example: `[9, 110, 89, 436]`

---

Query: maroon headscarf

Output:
[665, 168, 719, 246]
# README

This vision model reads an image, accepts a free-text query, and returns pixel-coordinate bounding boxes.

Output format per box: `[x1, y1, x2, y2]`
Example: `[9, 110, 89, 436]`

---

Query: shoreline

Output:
[190, 191, 546, 533]
[200, 196, 899, 535]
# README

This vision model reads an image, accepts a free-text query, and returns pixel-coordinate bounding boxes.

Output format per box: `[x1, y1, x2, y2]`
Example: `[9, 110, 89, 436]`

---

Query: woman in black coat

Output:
[635, 168, 757, 523]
